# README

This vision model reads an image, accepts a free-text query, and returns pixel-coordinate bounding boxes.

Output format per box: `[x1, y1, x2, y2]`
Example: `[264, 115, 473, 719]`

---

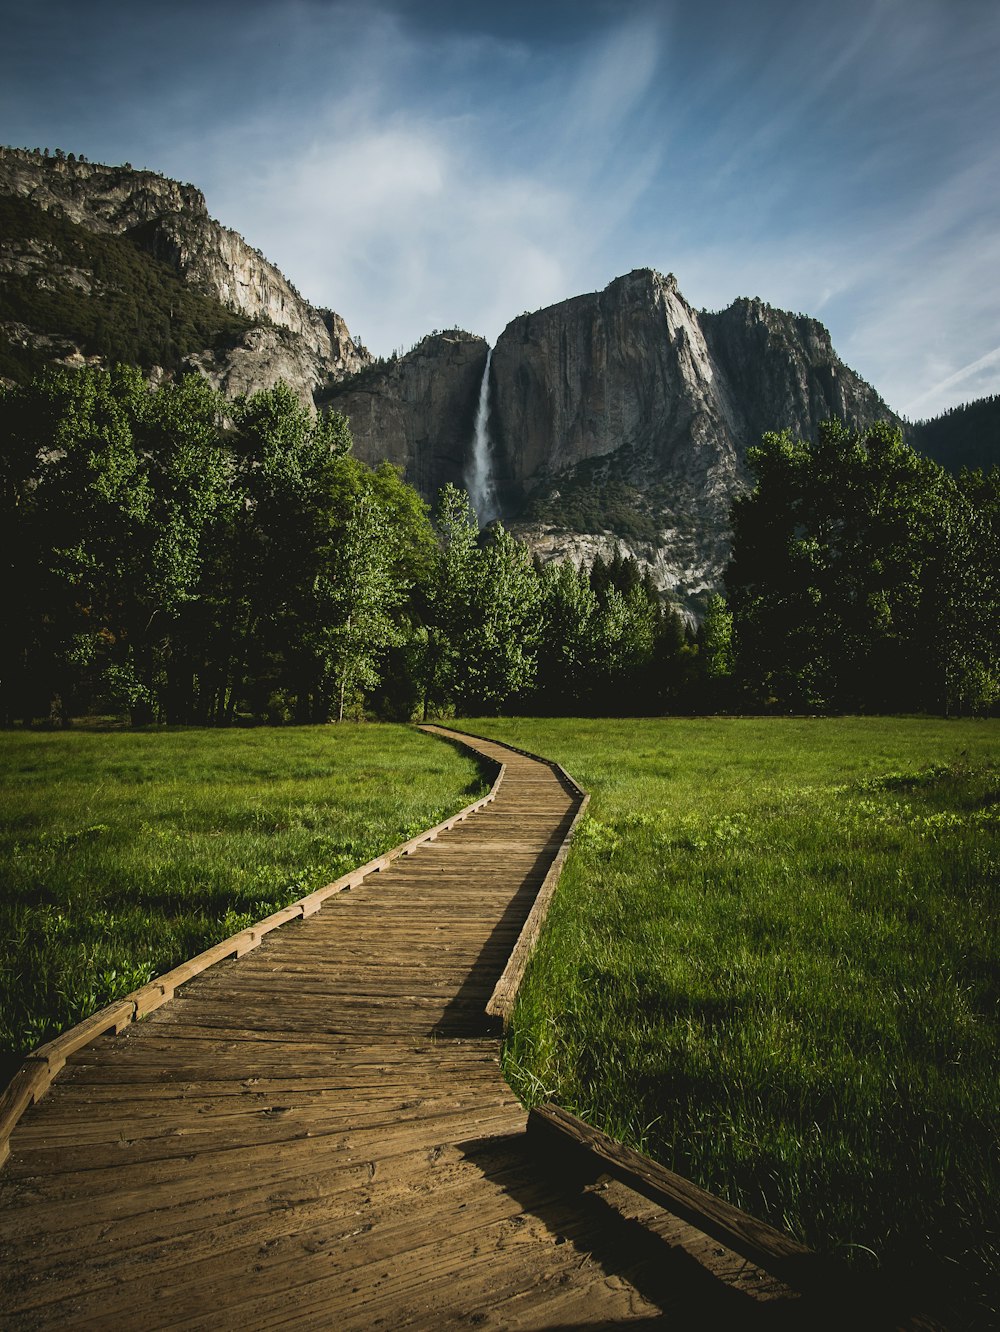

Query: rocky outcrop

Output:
[182, 326, 341, 407]
[323, 333, 489, 500]
[489, 270, 898, 610]
[0, 147, 369, 401]
[491, 270, 742, 484]
[700, 297, 894, 452]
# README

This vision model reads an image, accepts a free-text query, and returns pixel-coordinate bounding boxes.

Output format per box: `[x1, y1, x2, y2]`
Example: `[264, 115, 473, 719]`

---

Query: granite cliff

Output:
[0, 147, 368, 402]
[322, 269, 898, 610]
[322, 332, 489, 497]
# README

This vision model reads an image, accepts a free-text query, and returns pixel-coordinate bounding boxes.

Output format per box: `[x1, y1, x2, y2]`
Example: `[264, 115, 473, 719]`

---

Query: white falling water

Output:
[465, 347, 499, 527]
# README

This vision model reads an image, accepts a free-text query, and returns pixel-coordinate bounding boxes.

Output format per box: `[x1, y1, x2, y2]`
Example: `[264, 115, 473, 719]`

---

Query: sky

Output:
[2, 0, 998, 420]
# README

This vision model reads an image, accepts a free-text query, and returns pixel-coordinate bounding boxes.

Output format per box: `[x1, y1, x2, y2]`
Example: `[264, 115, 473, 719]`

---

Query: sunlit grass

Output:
[0, 725, 486, 1083]
[453, 716, 999, 1325]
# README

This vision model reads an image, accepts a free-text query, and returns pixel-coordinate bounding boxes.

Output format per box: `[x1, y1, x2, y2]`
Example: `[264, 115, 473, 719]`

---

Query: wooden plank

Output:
[486, 793, 590, 1022]
[29, 999, 137, 1076]
[0, 1060, 52, 1166]
[528, 1103, 828, 1288]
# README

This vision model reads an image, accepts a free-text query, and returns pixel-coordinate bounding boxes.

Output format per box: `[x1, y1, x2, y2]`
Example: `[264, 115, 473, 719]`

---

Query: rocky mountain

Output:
[329, 269, 898, 612]
[1, 148, 906, 612]
[0, 146, 368, 402]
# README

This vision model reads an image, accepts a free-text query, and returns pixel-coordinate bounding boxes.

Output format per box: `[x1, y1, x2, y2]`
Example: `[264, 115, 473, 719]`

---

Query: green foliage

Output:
[535, 560, 600, 707]
[726, 419, 999, 714]
[699, 594, 734, 680]
[525, 453, 661, 542]
[453, 715, 1000, 1326]
[425, 485, 542, 713]
[0, 195, 254, 379]
[0, 367, 438, 726]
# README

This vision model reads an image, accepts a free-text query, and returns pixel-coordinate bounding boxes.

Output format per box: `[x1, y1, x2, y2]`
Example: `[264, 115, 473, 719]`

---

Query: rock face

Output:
[491, 269, 895, 490]
[491, 270, 740, 484]
[699, 296, 891, 452]
[0, 147, 368, 403]
[480, 270, 896, 607]
[316, 268, 898, 611]
[323, 333, 489, 500]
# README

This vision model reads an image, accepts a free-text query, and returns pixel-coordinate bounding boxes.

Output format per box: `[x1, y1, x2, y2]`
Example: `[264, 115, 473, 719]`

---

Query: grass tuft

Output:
[454, 716, 999, 1326]
[0, 724, 486, 1085]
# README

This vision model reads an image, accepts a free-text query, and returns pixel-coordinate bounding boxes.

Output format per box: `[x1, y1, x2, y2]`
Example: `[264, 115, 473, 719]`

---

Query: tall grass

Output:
[0, 725, 486, 1085]
[453, 717, 999, 1327]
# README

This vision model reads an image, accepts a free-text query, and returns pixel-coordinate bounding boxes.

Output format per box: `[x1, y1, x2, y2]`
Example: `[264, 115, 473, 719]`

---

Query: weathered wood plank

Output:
[2, 724, 860, 1330]
[527, 1104, 827, 1292]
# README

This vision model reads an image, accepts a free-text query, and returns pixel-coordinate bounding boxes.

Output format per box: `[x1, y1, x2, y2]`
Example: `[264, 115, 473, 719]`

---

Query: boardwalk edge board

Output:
[419, 725, 590, 1024]
[529, 1104, 946, 1330]
[0, 742, 505, 1167]
[431, 728, 943, 1328]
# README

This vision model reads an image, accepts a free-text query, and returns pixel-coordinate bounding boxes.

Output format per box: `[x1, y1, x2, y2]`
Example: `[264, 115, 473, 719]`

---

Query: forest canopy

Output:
[1, 366, 996, 726]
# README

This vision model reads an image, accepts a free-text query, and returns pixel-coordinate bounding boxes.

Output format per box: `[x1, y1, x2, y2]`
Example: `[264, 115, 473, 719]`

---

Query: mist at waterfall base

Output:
[465, 349, 500, 528]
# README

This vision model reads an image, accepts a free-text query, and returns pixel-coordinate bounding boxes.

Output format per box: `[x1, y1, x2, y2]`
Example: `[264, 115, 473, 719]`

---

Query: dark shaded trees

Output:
[726, 419, 998, 714]
[0, 368, 434, 725]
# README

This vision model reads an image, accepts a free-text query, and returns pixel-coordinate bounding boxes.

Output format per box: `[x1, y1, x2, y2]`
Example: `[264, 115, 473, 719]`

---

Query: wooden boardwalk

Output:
[0, 727, 802, 1330]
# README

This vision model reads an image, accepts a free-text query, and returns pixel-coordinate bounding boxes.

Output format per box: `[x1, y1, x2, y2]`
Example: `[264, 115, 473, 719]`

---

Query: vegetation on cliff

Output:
[0, 196, 255, 381]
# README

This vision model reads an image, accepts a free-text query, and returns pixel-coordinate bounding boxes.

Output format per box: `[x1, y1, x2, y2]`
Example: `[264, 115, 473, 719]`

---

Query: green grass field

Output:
[0, 725, 487, 1086]
[452, 716, 999, 1325]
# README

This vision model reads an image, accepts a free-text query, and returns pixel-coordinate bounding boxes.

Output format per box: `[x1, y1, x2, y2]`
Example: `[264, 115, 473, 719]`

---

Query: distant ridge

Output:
[909, 395, 1000, 474]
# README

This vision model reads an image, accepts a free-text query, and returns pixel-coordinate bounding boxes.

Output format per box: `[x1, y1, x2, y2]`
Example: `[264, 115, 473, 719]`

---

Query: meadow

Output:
[453, 716, 999, 1325]
[0, 725, 487, 1086]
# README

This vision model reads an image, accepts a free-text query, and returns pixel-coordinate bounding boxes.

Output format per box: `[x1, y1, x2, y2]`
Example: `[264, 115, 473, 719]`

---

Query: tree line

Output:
[0, 366, 702, 726]
[1, 366, 996, 726]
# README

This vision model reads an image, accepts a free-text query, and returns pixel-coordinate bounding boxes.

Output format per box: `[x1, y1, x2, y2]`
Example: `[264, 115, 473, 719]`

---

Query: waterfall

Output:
[465, 347, 499, 527]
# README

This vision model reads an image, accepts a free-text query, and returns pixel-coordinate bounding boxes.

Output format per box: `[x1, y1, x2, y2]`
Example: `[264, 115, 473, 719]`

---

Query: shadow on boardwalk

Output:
[457, 1131, 836, 1330]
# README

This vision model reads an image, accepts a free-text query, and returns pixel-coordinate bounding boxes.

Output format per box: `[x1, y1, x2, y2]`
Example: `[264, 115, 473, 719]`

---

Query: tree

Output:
[924, 467, 1000, 715]
[225, 385, 352, 722]
[325, 492, 405, 721]
[9, 365, 155, 723]
[424, 485, 481, 714]
[424, 486, 541, 715]
[725, 419, 989, 713]
[462, 524, 541, 711]
[588, 584, 656, 713]
[535, 560, 600, 710]
[0, 366, 234, 724]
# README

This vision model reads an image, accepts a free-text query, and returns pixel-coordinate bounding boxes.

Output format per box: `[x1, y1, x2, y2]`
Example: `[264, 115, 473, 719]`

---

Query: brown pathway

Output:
[0, 728, 800, 1330]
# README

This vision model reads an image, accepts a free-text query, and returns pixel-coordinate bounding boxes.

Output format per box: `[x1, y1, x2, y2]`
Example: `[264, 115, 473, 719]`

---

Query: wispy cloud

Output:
[3, 0, 998, 415]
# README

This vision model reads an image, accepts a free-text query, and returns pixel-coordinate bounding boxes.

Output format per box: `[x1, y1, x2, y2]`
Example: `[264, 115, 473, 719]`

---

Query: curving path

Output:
[0, 728, 795, 1329]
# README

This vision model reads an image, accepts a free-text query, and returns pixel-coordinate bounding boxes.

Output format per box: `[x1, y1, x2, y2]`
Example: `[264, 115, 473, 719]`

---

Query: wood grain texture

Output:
[0, 725, 860, 1329]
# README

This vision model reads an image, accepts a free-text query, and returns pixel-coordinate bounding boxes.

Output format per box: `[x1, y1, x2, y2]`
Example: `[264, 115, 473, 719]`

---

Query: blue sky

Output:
[2, 0, 998, 418]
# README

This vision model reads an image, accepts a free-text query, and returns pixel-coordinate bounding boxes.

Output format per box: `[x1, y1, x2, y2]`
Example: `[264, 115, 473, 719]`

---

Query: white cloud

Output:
[183, 8, 672, 354]
[47, 0, 994, 417]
